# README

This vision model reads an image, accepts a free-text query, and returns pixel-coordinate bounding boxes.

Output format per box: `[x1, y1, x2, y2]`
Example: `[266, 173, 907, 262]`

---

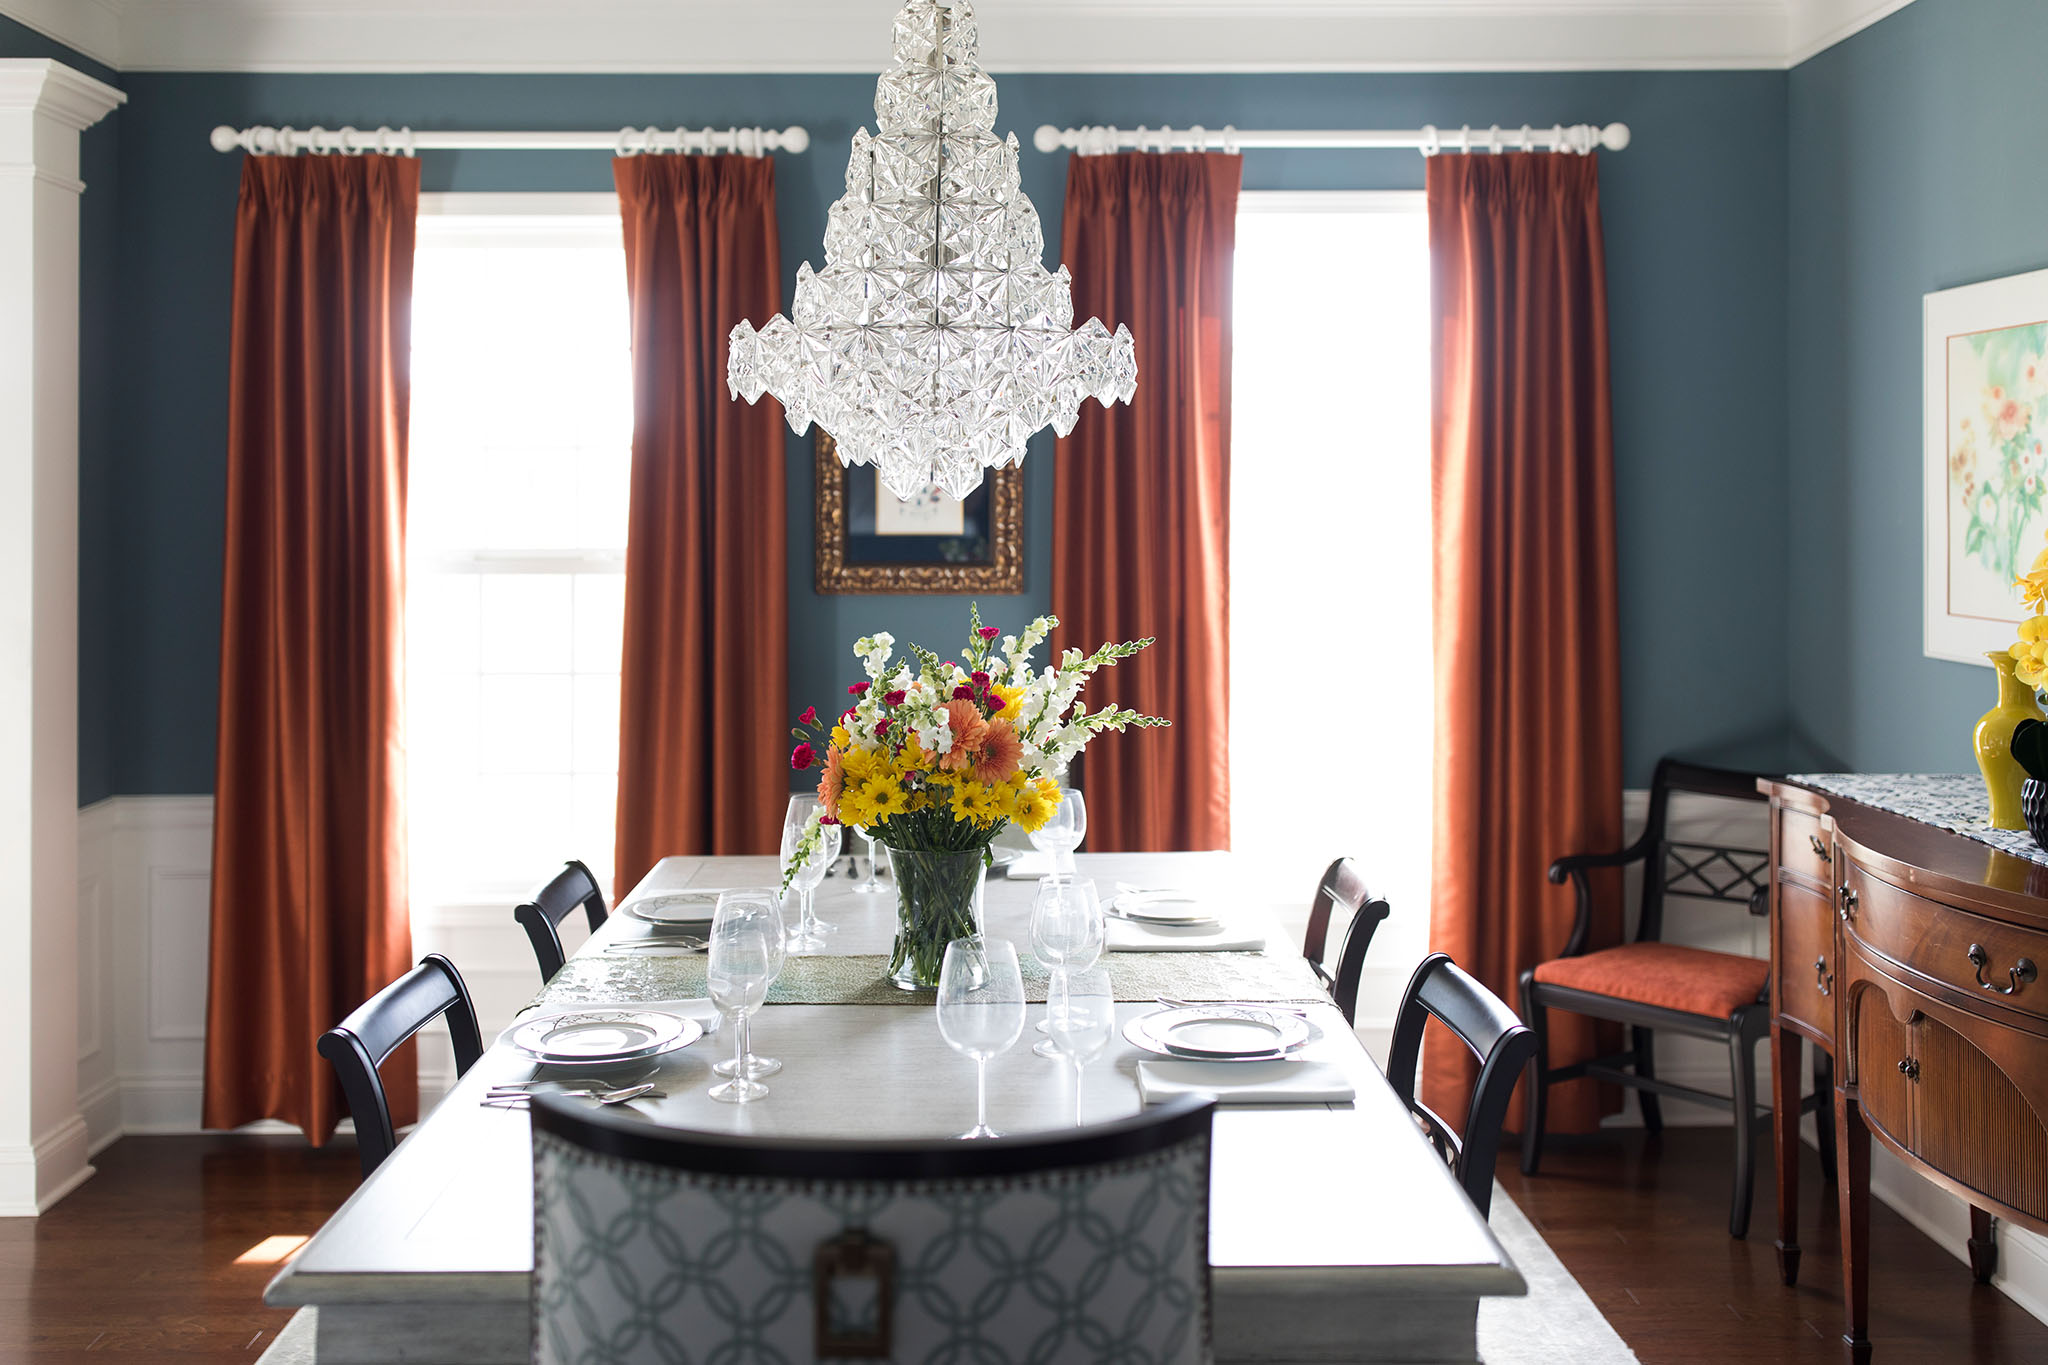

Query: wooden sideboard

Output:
[1763, 779, 2048, 1361]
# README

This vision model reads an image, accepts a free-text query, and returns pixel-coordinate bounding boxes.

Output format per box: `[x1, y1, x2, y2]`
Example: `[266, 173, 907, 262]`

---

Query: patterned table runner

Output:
[531, 948, 1329, 1011]
[1791, 772, 2048, 868]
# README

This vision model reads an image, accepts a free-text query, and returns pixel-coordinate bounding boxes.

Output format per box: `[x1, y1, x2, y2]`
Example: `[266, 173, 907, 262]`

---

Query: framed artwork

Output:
[1924, 266, 2048, 664]
[813, 430, 1024, 594]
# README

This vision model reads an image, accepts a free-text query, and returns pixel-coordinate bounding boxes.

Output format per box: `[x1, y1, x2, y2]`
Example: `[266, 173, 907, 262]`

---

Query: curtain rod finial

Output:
[1600, 123, 1631, 152]
[210, 125, 242, 153]
[782, 126, 811, 154]
[1033, 125, 1062, 155]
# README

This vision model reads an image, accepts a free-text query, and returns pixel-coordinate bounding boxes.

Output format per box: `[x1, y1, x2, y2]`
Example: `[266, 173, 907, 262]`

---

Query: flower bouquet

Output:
[785, 606, 1166, 989]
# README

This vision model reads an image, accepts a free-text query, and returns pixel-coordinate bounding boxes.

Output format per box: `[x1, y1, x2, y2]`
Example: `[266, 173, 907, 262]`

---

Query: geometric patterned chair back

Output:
[532, 1094, 1216, 1365]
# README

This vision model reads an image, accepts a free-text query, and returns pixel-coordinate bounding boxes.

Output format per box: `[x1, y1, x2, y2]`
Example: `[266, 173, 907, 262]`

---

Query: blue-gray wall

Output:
[1786, 0, 2048, 771]
[0, 28, 1794, 800]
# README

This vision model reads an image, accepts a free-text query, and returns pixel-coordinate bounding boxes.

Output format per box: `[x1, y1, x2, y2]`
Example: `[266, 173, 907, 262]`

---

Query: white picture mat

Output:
[1923, 265, 2048, 665]
[872, 470, 966, 536]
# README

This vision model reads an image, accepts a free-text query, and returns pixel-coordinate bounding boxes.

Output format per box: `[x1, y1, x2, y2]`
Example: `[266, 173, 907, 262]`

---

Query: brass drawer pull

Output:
[1808, 834, 1831, 865]
[1967, 944, 2039, 997]
[1838, 883, 1858, 922]
[1814, 956, 1832, 996]
[1897, 1057, 1920, 1082]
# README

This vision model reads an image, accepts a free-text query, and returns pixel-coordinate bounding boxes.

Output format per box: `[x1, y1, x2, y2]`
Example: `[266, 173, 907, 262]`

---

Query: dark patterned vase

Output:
[2024, 778, 2048, 853]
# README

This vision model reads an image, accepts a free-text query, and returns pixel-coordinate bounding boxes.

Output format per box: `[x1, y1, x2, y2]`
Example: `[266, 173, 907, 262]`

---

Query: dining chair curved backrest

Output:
[1383, 952, 1537, 1218]
[513, 859, 607, 983]
[531, 1094, 1218, 1365]
[1301, 857, 1391, 1024]
[317, 953, 483, 1179]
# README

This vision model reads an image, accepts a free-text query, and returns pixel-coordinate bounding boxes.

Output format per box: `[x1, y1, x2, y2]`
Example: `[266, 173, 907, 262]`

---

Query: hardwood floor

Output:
[1497, 1127, 2048, 1364]
[0, 1135, 359, 1360]
[0, 1126, 2043, 1360]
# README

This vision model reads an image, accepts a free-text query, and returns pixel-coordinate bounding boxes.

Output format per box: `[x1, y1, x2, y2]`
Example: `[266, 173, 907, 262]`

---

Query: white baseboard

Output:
[0, 1115, 97, 1216]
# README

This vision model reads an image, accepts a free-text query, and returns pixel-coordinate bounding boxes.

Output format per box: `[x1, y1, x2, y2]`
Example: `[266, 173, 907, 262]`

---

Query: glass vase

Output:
[885, 846, 988, 990]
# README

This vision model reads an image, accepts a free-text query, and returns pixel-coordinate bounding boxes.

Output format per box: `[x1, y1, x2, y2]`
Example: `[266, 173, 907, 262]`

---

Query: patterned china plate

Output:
[622, 891, 722, 925]
[506, 1010, 703, 1066]
[1125, 1006, 1315, 1061]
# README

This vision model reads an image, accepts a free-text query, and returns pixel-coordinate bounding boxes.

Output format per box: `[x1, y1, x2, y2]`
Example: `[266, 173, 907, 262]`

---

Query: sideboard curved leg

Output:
[1838, 1086, 1872, 1364]
[1772, 1023, 1803, 1284]
[1969, 1207, 1998, 1284]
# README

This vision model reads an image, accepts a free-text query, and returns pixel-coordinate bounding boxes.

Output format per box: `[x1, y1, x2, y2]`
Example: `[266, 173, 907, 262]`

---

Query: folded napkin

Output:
[1106, 917, 1266, 953]
[1003, 851, 1059, 879]
[1137, 1059, 1355, 1105]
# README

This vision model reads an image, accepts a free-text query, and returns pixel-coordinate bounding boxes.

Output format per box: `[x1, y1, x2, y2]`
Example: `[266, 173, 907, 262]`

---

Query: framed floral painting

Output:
[1924, 266, 2048, 664]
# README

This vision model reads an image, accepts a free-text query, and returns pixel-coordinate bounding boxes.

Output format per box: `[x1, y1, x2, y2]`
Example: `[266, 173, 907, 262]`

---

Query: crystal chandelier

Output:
[726, 0, 1137, 501]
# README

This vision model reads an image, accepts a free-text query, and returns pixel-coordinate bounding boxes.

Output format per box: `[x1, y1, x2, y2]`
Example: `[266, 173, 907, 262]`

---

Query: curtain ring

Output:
[306, 125, 328, 156]
[1188, 124, 1206, 155]
[275, 125, 298, 156]
[1419, 123, 1439, 157]
[1221, 124, 1239, 155]
[401, 127, 417, 158]
[1486, 124, 1502, 154]
[1548, 124, 1565, 155]
[1458, 125, 1471, 154]
[1517, 124, 1532, 154]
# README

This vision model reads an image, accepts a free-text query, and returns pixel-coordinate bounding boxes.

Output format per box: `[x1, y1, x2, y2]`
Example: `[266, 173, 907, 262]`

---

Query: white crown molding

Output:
[0, 0, 1922, 75]
[0, 59, 126, 129]
[0, 0, 122, 70]
[1786, 0, 1918, 65]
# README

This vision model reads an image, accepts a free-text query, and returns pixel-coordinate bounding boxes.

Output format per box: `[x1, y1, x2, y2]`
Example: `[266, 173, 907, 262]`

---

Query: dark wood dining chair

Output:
[1384, 951, 1537, 1218]
[1300, 857, 1392, 1025]
[530, 1093, 1216, 1363]
[1518, 757, 1834, 1239]
[514, 859, 607, 983]
[318, 953, 483, 1179]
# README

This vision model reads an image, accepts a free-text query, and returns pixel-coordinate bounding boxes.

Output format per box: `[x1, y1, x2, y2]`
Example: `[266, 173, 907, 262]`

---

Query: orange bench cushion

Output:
[1532, 942, 1769, 1020]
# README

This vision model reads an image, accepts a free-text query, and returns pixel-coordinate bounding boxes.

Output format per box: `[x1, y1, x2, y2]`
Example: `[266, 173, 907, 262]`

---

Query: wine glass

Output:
[936, 937, 1026, 1139]
[711, 889, 785, 1080]
[850, 826, 886, 895]
[1028, 786, 1088, 877]
[782, 795, 842, 952]
[707, 892, 779, 1104]
[1046, 967, 1115, 1126]
[1029, 877, 1104, 1058]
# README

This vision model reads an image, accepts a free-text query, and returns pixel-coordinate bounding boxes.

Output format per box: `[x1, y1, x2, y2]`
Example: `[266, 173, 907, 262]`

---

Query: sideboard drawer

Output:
[1845, 866, 2048, 1023]
[1774, 878, 1836, 1043]
[1777, 803, 1833, 888]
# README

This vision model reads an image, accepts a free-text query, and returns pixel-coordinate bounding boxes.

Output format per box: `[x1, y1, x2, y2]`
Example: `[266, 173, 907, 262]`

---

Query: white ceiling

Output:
[3, 0, 1920, 75]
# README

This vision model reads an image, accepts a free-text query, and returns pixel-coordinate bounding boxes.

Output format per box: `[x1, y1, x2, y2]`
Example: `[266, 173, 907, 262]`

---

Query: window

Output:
[1229, 192, 1432, 1028]
[406, 196, 633, 907]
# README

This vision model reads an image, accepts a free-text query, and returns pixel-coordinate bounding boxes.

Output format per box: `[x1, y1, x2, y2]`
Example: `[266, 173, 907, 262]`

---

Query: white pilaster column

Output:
[0, 58, 124, 1215]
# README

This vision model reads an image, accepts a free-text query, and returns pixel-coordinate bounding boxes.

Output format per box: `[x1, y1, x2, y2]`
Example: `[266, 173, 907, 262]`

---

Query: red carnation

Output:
[884, 689, 906, 706]
[849, 681, 871, 696]
[970, 670, 990, 686]
[790, 743, 815, 771]
[875, 719, 892, 737]
[798, 706, 819, 726]
[953, 684, 976, 700]
[978, 626, 1001, 640]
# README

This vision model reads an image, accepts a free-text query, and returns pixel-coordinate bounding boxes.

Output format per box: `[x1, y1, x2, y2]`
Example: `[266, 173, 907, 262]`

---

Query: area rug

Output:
[257, 1185, 1635, 1365]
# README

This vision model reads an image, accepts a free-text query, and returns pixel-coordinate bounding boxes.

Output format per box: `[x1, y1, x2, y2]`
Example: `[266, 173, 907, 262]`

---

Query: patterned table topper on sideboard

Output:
[1789, 772, 2048, 868]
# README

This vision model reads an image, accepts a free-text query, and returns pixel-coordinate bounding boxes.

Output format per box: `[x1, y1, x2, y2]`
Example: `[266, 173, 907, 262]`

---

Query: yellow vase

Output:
[1975, 650, 2045, 830]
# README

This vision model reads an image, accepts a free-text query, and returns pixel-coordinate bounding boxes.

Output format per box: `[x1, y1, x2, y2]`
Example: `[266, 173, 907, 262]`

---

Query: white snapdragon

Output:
[854, 633, 896, 682]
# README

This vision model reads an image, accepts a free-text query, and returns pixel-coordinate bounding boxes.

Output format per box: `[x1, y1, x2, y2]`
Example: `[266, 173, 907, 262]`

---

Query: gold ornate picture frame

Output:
[813, 430, 1024, 595]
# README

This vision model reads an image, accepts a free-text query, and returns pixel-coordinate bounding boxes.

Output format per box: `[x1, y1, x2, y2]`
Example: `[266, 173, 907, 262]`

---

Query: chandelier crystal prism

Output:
[726, 0, 1137, 502]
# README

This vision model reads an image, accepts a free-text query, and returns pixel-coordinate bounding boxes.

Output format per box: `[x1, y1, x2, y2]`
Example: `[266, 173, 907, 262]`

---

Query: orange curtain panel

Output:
[1051, 152, 1241, 852]
[611, 155, 788, 897]
[202, 155, 420, 1143]
[1424, 153, 1625, 1134]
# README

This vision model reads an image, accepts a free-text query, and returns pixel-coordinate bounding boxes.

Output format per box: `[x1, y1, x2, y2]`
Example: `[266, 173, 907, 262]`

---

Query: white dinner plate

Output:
[1124, 1006, 1316, 1061]
[1111, 895, 1221, 926]
[506, 1010, 703, 1066]
[622, 890, 722, 925]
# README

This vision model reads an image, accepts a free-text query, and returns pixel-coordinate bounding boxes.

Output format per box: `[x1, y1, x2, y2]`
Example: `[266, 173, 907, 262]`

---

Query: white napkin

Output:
[1106, 917, 1266, 953]
[1004, 851, 1059, 879]
[1137, 1059, 1355, 1105]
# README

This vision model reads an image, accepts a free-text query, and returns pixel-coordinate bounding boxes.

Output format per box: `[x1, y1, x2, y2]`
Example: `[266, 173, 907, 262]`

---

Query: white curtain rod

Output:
[208, 124, 812, 158]
[1032, 122, 1630, 157]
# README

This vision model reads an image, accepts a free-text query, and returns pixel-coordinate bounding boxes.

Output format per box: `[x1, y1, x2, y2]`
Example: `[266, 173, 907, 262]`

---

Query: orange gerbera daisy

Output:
[816, 746, 846, 818]
[940, 698, 988, 771]
[971, 718, 1023, 786]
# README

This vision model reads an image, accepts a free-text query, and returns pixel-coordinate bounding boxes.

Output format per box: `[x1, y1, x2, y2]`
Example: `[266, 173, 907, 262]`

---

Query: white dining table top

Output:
[269, 851, 1524, 1313]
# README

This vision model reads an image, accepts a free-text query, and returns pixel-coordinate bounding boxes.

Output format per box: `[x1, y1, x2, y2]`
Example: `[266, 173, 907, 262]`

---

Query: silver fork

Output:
[482, 1083, 662, 1109]
[1154, 996, 1313, 1016]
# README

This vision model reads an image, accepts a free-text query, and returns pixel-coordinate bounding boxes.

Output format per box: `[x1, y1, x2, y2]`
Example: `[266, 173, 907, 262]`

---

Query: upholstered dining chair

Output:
[1300, 857, 1392, 1025]
[317, 953, 483, 1179]
[1383, 952, 1537, 1218]
[1518, 757, 1834, 1239]
[513, 858, 607, 983]
[531, 1094, 1218, 1365]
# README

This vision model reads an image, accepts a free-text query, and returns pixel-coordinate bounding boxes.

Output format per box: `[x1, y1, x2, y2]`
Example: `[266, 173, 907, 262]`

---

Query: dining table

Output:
[266, 851, 1526, 1364]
